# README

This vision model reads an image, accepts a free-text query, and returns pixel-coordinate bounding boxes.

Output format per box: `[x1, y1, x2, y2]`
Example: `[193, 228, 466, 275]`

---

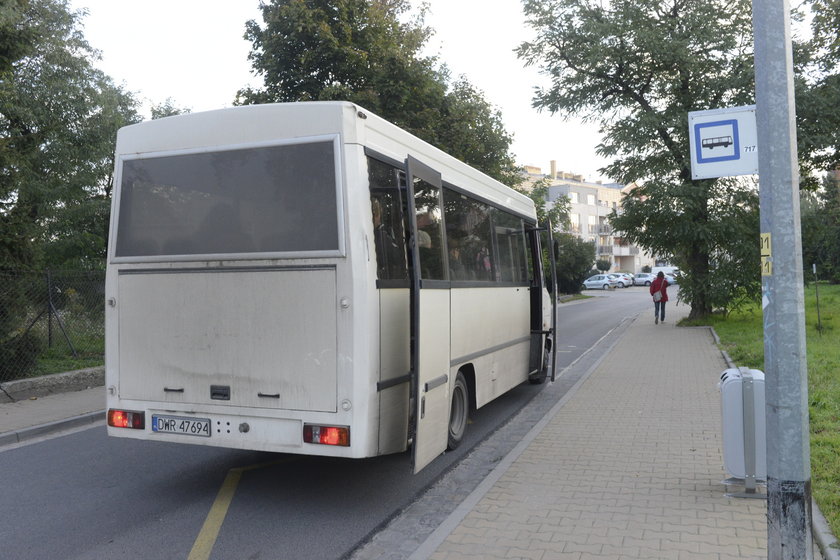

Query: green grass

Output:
[686, 284, 840, 539]
[560, 293, 593, 303]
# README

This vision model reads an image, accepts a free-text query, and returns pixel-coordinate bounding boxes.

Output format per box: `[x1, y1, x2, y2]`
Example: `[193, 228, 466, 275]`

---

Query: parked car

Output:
[635, 272, 677, 287]
[633, 272, 656, 286]
[583, 274, 620, 290]
[612, 273, 634, 287]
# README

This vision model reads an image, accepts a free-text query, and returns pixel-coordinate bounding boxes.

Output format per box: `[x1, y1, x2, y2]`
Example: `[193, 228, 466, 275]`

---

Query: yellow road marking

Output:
[187, 458, 293, 560]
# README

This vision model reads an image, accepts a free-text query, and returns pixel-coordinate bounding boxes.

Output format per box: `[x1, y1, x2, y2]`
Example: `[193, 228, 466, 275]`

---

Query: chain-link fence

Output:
[1, 270, 105, 382]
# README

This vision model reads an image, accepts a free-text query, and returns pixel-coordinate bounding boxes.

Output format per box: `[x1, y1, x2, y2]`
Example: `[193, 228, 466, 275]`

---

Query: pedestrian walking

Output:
[650, 271, 669, 324]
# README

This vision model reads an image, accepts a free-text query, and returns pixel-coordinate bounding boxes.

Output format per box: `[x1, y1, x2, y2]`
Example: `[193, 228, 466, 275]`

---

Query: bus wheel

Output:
[447, 371, 469, 450]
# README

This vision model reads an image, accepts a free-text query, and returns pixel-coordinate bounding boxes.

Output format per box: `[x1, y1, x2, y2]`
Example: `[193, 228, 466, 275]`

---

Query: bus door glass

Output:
[405, 155, 450, 474]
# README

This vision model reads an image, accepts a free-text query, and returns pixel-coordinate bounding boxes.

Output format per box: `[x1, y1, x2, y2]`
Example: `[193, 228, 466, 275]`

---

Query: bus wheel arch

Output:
[447, 368, 473, 450]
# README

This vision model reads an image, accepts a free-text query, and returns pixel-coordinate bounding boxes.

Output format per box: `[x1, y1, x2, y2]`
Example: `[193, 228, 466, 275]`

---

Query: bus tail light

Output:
[303, 424, 349, 446]
[108, 409, 145, 430]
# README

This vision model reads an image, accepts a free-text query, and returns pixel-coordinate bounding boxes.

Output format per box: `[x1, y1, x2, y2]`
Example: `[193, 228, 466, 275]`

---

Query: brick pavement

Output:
[416, 304, 777, 560]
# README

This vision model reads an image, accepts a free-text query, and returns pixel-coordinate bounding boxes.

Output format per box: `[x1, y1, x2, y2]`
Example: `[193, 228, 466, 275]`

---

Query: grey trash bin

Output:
[719, 367, 766, 496]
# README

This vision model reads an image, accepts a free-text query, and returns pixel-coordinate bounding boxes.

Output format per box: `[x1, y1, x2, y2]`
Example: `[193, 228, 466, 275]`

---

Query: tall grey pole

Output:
[753, 1, 812, 558]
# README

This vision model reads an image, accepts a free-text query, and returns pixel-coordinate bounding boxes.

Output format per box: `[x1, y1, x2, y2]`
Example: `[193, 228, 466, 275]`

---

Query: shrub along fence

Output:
[1, 270, 105, 382]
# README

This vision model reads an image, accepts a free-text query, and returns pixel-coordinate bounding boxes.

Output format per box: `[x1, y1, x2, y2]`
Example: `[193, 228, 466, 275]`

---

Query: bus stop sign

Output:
[688, 105, 758, 180]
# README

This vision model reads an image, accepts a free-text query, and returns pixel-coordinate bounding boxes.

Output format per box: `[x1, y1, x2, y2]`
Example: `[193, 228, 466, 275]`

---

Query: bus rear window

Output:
[114, 141, 340, 258]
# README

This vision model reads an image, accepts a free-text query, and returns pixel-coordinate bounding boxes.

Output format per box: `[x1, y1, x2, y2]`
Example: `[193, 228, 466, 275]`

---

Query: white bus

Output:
[105, 102, 556, 473]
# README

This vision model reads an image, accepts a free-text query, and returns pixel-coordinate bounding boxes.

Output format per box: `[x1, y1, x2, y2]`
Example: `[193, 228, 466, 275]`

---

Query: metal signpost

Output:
[687, 2, 813, 555]
[753, 1, 813, 557]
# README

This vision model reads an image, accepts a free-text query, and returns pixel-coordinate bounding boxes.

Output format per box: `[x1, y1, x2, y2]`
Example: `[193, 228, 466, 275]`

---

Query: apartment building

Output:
[522, 161, 654, 273]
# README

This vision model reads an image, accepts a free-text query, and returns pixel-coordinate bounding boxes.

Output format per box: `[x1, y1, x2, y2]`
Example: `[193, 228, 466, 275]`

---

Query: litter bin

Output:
[719, 367, 766, 496]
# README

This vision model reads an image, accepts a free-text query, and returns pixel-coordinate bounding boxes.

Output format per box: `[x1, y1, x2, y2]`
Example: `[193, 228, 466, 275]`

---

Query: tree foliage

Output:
[150, 98, 191, 120]
[801, 174, 840, 283]
[796, 0, 840, 179]
[238, 0, 520, 185]
[1, 0, 139, 271]
[517, 177, 570, 233]
[518, 0, 758, 319]
[0, 0, 36, 74]
[554, 232, 595, 294]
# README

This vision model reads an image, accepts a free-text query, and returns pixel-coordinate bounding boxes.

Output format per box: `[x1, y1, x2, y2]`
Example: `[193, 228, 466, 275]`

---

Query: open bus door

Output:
[405, 155, 451, 474]
[527, 220, 558, 383]
[546, 220, 558, 382]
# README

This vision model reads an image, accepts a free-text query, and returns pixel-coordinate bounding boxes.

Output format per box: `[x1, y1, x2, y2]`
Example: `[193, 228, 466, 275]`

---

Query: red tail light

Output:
[108, 409, 145, 429]
[303, 424, 349, 446]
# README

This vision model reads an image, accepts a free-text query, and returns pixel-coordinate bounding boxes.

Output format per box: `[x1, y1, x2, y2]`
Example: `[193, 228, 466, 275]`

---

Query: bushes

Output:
[0, 270, 104, 382]
[0, 331, 42, 381]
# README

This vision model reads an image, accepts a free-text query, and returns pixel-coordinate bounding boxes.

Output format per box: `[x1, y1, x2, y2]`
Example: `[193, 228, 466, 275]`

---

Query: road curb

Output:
[0, 410, 103, 447]
[814, 498, 840, 560]
[0, 366, 104, 403]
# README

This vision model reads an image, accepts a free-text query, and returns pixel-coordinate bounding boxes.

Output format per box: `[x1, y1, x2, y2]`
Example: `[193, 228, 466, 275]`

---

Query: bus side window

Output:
[443, 189, 494, 282]
[368, 158, 408, 281]
[413, 182, 446, 280]
[494, 211, 528, 284]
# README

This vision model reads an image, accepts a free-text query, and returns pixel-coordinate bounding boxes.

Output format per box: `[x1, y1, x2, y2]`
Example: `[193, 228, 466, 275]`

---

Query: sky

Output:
[68, 0, 609, 182]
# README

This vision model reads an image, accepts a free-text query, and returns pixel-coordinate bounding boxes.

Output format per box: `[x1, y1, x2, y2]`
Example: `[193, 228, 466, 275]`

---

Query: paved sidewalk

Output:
[413, 304, 776, 559]
[0, 386, 103, 446]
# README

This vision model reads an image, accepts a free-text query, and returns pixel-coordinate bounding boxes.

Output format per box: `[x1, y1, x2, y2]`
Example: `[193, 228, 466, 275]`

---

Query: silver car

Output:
[611, 273, 634, 287]
[633, 272, 657, 286]
[635, 272, 676, 286]
[583, 274, 620, 290]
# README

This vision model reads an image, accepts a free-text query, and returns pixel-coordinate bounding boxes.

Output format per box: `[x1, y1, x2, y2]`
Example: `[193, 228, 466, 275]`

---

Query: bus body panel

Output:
[117, 268, 338, 412]
[376, 288, 411, 455]
[450, 287, 531, 408]
[412, 288, 452, 473]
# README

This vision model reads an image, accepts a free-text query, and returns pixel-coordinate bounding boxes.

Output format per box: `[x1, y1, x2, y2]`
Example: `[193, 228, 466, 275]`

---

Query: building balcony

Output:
[598, 244, 640, 256]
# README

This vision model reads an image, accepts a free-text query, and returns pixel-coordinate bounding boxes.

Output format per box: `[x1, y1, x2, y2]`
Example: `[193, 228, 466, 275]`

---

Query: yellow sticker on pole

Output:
[761, 257, 772, 276]
[761, 233, 772, 276]
[760, 233, 771, 257]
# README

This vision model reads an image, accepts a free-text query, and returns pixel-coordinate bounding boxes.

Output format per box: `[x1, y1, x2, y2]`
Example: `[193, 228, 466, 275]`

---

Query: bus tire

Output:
[447, 371, 469, 450]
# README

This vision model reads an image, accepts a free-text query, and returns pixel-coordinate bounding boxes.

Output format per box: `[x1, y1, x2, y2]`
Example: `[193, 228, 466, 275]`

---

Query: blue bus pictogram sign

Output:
[688, 106, 757, 179]
[694, 119, 740, 164]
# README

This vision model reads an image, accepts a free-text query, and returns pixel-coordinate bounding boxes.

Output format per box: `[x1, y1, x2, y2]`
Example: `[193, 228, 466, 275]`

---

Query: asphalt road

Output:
[0, 287, 653, 560]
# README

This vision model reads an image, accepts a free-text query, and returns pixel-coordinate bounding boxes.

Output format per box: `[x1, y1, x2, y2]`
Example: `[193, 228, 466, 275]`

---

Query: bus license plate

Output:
[152, 415, 211, 437]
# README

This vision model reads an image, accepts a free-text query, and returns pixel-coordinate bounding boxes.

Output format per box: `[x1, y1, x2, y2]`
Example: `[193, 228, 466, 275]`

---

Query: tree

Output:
[518, 0, 759, 319]
[517, 177, 570, 232]
[0, 0, 36, 74]
[796, 0, 840, 178]
[1, 0, 138, 377]
[555, 233, 595, 293]
[801, 174, 840, 283]
[238, 0, 519, 184]
[0, 0, 139, 271]
[150, 98, 191, 120]
[595, 259, 610, 273]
